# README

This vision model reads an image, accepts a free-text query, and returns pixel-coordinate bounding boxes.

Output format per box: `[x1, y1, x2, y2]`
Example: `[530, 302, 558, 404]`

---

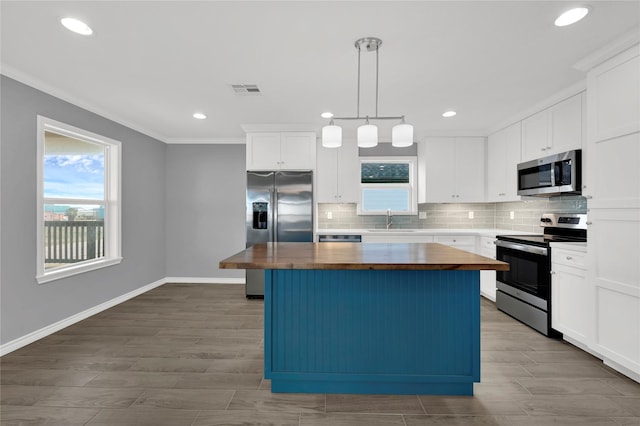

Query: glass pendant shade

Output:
[391, 123, 414, 147]
[357, 123, 378, 148]
[322, 124, 342, 148]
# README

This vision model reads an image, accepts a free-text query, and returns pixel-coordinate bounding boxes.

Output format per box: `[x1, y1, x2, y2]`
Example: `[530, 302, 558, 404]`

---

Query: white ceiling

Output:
[2, 1, 639, 143]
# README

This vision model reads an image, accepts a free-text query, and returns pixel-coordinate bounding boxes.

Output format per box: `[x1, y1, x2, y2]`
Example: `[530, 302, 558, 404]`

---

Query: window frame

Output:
[36, 116, 122, 284]
[357, 156, 418, 216]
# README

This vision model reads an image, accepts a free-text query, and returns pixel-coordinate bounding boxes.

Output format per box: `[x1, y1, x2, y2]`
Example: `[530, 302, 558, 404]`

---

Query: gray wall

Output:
[165, 145, 246, 279]
[0, 76, 167, 345]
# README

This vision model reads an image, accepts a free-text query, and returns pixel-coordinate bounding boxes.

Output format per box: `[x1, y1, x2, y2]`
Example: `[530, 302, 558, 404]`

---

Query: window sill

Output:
[36, 257, 123, 284]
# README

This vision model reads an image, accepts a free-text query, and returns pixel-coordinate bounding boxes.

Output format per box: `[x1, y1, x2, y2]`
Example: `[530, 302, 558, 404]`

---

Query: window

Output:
[358, 157, 418, 215]
[36, 116, 122, 284]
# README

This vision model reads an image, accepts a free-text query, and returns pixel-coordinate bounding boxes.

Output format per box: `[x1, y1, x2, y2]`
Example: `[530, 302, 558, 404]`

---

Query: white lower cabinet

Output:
[551, 245, 590, 351]
[433, 235, 476, 253]
[479, 236, 497, 301]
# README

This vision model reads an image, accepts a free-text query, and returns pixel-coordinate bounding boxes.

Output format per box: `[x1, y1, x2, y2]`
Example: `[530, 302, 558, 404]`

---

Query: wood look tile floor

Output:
[2, 283, 639, 426]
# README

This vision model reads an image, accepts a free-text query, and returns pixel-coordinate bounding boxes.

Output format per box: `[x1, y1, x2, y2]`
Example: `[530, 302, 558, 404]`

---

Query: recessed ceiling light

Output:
[193, 113, 207, 120]
[60, 17, 93, 35]
[554, 7, 589, 27]
[321, 112, 334, 118]
[442, 111, 457, 118]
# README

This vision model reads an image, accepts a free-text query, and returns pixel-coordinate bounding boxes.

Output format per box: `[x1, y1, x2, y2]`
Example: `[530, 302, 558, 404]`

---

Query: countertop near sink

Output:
[317, 228, 541, 237]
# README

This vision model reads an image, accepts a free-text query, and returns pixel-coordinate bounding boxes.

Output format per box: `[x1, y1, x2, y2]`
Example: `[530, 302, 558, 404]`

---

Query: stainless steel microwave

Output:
[517, 149, 582, 197]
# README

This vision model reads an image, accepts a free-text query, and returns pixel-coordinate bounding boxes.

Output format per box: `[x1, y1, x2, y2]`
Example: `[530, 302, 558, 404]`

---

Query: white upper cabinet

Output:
[316, 140, 359, 203]
[246, 132, 316, 170]
[487, 122, 521, 202]
[418, 137, 486, 203]
[521, 93, 584, 162]
[590, 46, 640, 143]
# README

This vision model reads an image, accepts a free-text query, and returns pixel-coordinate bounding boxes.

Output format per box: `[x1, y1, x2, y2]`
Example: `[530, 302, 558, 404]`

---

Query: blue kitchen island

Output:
[220, 242, 508, 395]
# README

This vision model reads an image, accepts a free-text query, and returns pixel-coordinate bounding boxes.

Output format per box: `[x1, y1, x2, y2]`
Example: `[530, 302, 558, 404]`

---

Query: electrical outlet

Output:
[327, 211, 333, 220]
[419, 211, 427, 219]
[468, 211, 474, 219]
[510, 211, 515, 220]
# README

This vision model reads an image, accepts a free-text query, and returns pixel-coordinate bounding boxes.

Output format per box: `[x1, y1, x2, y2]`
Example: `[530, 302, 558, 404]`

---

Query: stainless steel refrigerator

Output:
[245, 171, 313, 298]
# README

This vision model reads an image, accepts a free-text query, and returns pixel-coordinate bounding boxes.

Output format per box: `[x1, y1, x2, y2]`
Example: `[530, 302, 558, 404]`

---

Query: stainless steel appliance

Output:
[246, 171, 313, 298]
[517, 149, 581, 197]
[495, 213, 587, 336]
[318, 234, 362, 242]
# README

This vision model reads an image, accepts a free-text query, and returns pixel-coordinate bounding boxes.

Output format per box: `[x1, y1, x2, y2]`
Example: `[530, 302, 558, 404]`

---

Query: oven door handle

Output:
[495, 240, 548, 256]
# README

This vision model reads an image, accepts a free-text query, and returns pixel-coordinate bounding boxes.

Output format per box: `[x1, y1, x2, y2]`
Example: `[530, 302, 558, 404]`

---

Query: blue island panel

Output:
[264, 269, 480, 395]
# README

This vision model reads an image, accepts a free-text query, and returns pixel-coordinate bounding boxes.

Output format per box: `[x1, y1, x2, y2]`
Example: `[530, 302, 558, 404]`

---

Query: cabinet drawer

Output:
[434, 235, 476, 246]
[361, 235, 434, 243]
[552, 248, 587, 269]
[480, 236, 497, 251]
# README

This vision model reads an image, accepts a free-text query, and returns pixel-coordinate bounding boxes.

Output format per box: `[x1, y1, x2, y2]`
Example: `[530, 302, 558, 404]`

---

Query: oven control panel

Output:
[540, 213, 587, 229]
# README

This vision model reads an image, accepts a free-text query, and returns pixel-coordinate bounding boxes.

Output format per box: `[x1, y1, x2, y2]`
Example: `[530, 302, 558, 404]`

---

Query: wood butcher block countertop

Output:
[219, 242, 509, 271]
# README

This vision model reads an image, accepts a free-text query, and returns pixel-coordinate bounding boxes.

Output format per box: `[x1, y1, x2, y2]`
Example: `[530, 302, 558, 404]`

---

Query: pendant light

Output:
[391, 117, 413, 147]
[321, 120, 342, 148]
[321, 37, 413, 148]
[357, 117, 378, 148]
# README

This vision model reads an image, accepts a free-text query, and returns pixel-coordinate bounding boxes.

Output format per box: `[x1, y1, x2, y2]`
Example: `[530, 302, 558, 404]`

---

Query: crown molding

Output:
[165, 137, 245, 145]
[240, 123, 320, 134]
[573, 28, 640, 72]
[0, 65, 168, 143]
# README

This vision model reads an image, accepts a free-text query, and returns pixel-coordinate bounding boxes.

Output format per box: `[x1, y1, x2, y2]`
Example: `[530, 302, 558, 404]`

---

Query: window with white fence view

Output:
[37, 117, 121, 284]
[358, 157, 417, 214]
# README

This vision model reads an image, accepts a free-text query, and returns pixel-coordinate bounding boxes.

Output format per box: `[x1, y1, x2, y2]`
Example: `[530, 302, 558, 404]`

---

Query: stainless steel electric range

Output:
[495, 213, 587, 336]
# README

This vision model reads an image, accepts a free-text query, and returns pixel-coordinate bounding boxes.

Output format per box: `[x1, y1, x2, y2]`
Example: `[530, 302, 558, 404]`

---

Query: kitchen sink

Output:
[368, 229, 417, 233]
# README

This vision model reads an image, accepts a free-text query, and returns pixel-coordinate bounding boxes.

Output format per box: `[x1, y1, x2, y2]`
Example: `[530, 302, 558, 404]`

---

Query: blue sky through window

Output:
[44, 154, 105, 199]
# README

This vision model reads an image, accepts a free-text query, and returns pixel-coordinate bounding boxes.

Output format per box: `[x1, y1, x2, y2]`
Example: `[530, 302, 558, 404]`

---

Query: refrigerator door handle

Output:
[273, 189, 278, 243]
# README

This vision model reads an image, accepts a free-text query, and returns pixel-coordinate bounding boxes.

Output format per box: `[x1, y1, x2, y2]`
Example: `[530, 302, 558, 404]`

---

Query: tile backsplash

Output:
[318, 195, 587, 233]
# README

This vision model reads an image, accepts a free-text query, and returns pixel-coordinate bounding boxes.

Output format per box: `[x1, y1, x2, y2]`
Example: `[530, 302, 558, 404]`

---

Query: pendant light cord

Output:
[375, 45, 379, 118]
[357, 44, 361, 119]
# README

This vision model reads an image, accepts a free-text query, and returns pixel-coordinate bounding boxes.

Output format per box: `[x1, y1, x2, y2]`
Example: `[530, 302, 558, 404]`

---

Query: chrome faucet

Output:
[386, 208, 393, 230]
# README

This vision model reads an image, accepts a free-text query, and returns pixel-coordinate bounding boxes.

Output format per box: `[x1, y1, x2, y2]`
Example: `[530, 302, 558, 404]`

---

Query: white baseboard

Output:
[603, 357, 640, 384]
[165, 276, 245, 284]
[0, 277, 167, 356]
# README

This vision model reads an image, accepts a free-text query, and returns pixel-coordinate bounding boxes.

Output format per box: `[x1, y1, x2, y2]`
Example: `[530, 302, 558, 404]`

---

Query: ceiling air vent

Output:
[231, 84, 261, 95]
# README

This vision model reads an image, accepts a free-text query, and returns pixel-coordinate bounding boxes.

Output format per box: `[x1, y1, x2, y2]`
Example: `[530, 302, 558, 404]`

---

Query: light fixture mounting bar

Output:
[331, 115, 405, 121]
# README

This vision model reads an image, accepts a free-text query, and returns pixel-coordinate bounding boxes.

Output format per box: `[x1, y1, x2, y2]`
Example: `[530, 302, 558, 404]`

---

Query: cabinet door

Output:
[337, 140, 359, 203]
[552, 262, 588, 343]
[486, 131, 506, 202]
[247, 133, 282, 170]
[589, 46, 640, 142]
[423, 137, 456, 203]
[503, 123, 522, 201]
[280, 132, 316, 170]
[587, 208, 640, 374]
[549, 93, 583, 155]
[316, 144, 339, 203]
[488, 122, 522, 202]
[455, 137, 485, 202]
[521, 110, 548, 161]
